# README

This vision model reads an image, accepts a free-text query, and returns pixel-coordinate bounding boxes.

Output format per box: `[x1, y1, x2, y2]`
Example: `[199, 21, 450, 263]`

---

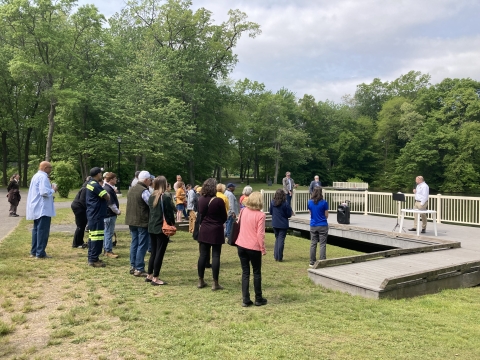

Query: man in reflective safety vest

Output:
[86, 167, 110, 267]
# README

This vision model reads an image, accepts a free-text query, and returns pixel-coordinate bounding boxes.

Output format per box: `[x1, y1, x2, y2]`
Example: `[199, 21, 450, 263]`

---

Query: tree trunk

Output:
[135, 156, 141, 171]
[1, 131, 8, 186]
[274, 157, 279, 185]
[188, 160, 195, 185]
[239, 161, 244, 183]
[45, 100, 56, 162]
[79, 154, 87, 181]
[216, 165, 222, 183]
[22, 128, 32, 187]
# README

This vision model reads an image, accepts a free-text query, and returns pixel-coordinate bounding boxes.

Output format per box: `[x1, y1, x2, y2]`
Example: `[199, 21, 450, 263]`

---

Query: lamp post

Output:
[117, 136, 121, 194]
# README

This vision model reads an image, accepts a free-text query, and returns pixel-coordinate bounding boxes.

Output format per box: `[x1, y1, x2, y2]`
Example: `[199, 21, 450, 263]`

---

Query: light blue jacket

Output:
[26, 171, 56, 220]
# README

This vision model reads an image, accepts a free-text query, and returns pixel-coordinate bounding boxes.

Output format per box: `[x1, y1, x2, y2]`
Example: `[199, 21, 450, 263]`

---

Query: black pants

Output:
[87, 220, 104, 263]
[198, 242, 222, 280]
[72, 208, 87, 248]
[237, 245, 263, 302]
[148, 233, 169, 277]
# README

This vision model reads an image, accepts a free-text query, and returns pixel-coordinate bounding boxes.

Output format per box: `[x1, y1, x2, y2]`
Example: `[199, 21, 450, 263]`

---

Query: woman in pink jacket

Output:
[235, 192, 267, 307]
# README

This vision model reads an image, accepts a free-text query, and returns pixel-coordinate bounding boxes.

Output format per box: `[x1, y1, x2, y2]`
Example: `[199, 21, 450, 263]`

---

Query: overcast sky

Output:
[78, 0, 480, 102]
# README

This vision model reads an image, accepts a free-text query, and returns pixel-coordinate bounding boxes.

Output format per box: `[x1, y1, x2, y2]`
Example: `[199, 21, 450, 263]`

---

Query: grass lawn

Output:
[1, 220, 480, 359]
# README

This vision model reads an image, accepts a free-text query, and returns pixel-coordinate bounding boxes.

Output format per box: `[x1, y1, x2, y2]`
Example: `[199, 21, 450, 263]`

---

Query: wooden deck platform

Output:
[293, 213, 480, 299]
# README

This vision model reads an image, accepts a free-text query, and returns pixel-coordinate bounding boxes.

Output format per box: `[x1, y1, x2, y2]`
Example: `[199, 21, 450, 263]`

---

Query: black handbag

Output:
[193, 197, 215, 241]
[228, 209, 243, 246]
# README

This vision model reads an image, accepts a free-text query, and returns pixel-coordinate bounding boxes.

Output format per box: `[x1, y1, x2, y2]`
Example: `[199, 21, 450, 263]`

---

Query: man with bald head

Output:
[26, 161, 57, 259]
[409, 175, 429, 234]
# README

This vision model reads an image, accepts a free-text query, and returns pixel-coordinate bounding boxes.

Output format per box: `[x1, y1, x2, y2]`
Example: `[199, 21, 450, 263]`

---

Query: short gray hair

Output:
[242, 186, 253, 196]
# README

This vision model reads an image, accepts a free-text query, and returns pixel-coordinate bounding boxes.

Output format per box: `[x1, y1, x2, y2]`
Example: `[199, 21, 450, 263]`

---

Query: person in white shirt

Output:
[409, 176, 429, 233]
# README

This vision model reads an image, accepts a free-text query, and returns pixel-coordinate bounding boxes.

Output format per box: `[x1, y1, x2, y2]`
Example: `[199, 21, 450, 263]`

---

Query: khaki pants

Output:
[413, 201, 428, 230]
[188, 210, 197, 233]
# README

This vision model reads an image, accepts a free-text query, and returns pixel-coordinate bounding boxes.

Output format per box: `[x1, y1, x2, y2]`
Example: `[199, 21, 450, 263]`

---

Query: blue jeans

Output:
[129, 226, 150, 272]
[30, 216, 51, 258]
[104, 216, 117, 253]
[225, 215, 235, 238]
[273, 228, 288, 261]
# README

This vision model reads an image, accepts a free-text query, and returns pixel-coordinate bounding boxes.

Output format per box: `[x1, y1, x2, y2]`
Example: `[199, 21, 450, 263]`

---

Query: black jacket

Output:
[103, 183, 119, 218]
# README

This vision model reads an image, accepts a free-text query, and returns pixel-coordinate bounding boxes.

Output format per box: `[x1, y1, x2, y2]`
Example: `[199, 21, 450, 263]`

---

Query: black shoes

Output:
[88, 261, 106, 268]
[408, 228, 426, 233]
[242, 300, 254, 307]
[255, 298, 268, 306]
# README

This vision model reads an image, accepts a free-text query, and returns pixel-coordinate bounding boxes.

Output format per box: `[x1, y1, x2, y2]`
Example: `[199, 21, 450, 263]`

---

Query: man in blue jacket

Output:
[86, 167, 110, 267]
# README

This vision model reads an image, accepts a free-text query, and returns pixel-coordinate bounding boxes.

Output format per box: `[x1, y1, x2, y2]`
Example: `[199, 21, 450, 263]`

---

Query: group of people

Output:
[16, 161, 430, 306]
[123, 173, 267, 305]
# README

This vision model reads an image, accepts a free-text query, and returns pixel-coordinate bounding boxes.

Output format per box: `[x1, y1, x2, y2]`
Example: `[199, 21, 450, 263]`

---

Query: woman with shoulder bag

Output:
[235, 192, 267, 307]
[146, 176, 175, 286]
[197, 178, 227, 290]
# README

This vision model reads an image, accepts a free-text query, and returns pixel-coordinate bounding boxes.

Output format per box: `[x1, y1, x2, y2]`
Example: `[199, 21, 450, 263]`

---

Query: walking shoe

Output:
[408, 228, 416, 231]
[133, 270, 148, 277]
[421, 229, 426, 233]
[105, 252, 119, 258]
[242, 300, 254, 307]
[309, 264, 314, 268]
[88, 261, 106, 268]
[129, 267, 135, 275]
[255, 298, 268, 306]
[197, 278, 207, 289]
[211, 280, 223, 291]
[81, 243, 88, 249]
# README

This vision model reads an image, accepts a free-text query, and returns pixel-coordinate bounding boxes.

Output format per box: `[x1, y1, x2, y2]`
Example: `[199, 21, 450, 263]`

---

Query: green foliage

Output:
[51, 161, 79, 198]
[0, 0, 478, 194]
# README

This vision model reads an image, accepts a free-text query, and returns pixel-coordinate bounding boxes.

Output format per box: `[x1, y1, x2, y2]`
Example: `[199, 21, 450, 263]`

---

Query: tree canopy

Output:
[1, 1, 478, 194]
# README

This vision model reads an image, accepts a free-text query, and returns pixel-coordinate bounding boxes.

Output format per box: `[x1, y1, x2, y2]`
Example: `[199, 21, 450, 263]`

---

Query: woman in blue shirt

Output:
[269, 189, 292, 262]
[308, 187, 329, 266]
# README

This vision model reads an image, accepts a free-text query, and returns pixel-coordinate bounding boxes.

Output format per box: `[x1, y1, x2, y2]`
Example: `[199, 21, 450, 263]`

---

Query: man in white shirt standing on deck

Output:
[409, 176, 429, 233]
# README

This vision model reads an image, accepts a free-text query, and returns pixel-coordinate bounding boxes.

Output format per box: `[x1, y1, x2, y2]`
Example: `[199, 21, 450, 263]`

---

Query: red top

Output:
[236, 208, 266, 255]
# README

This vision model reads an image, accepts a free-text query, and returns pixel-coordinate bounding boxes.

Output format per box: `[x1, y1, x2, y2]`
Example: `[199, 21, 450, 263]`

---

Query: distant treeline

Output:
[1, 0, 479, 193]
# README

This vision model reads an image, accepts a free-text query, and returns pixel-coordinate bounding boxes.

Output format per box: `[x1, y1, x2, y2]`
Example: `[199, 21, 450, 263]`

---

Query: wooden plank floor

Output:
[297, 213, 480, 297]
[309, 248, 480, 291]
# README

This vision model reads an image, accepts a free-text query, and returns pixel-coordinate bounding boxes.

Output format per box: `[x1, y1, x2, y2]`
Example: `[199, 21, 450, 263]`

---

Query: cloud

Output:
[77, 0, 480, 102]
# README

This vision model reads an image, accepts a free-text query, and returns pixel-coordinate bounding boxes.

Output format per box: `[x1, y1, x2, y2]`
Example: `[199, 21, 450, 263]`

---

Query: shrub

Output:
[51, 161, 79, 198]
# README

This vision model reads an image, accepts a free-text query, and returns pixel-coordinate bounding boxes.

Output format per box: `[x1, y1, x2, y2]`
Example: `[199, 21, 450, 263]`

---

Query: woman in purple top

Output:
[307, 187, 329, 266]
[197, 178, 228, 291]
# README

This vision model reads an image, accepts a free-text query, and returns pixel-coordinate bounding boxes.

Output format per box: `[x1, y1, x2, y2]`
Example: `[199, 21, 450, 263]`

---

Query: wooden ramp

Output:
[308, 247, 480, 299]
[291, 213, 480, 299]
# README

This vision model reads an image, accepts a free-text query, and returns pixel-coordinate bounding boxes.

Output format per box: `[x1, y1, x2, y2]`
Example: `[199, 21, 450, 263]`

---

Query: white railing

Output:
[333, 182, 369, 189]
[261, 189, 480, 226]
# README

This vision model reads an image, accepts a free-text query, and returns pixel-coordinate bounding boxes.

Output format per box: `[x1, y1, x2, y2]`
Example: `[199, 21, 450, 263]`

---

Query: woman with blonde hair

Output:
[146, 176, 175, 285]
[216, 183, 229, 215]
[235, 191, 267, 307]
[175, 181, 186, 222]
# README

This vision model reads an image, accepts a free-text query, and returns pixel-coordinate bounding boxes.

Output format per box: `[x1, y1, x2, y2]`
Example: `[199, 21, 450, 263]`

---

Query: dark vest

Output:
[104, 183, 119, 218]
[125, 182, 150, 227]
